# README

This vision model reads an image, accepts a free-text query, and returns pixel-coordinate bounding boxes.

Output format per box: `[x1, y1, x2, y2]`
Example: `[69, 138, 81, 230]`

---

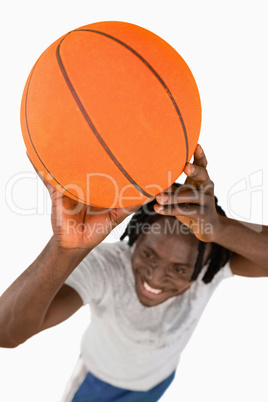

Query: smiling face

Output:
[131, 216, 200, 307]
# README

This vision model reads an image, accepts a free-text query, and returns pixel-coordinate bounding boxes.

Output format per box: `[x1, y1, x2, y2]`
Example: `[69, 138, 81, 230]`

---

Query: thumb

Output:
[176, 215, 192, 229]
[111, 202, 144, 225]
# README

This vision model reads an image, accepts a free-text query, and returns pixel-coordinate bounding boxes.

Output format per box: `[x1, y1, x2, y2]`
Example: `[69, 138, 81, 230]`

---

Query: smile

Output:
[143, 281, 163, 295]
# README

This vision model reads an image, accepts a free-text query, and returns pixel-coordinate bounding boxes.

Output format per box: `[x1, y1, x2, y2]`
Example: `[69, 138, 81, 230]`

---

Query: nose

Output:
[145, 265, 166, 287]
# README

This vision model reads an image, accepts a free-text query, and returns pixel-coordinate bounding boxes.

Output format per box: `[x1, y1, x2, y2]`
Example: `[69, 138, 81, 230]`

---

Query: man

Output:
[0, 145, 267, 401]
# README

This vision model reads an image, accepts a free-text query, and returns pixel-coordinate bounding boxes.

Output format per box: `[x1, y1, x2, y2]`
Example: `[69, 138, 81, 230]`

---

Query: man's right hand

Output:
[0, 156, 142, 348]
[27, 154, 142, 250]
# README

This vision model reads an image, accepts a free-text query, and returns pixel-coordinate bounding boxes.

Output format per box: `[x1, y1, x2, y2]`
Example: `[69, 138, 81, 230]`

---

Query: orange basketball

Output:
[21, 21, 201, 208]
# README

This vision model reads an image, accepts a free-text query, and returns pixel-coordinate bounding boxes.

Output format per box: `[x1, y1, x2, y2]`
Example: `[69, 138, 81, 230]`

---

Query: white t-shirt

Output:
[65, 241, 233, 391]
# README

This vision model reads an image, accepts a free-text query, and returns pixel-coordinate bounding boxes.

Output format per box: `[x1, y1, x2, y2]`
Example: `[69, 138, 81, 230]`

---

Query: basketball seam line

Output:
[75, 28, 189, 162]
[56, 33, 153, 199]
[24, 57, 100, 206]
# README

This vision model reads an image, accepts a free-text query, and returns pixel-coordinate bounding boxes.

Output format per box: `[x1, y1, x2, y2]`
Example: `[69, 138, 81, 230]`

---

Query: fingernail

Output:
[155, 205, 164, 213]
[157, 193, 168, 202]
[188, 165, 195, 174]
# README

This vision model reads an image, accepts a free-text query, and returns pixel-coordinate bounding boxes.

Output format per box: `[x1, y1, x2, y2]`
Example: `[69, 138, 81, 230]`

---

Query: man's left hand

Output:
[154, 144, 220, 242]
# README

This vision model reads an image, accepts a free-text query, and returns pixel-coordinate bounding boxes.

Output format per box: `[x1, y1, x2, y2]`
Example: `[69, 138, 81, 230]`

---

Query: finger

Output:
[157, 186, 197, 204]
[192, 144, 208, 168]
[154, 202, 206, 217]
[184, 163, 210, 184]
[156, 190, 212, 206]
[116, 201, 146, 219]
[107, 202, 145, 226]
[91, 201, 145, 219]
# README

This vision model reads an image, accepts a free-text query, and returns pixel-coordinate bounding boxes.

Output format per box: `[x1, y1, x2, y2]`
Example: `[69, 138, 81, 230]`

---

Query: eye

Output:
[142, 250, 153, 258]
[141, 249, 158, 266]
[173, 265, 187, 275]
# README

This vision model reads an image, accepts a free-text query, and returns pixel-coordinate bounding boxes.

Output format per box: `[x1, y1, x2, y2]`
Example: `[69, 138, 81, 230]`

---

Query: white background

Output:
[1, 0, 268, 401]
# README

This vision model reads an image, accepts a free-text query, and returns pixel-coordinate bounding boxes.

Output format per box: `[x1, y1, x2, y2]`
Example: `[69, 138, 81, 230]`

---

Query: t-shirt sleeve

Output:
[193, 260, 234, 299]
[204, 261, 234, 291]
[65, 245, 110, 305]
[216, 261, 233, 281]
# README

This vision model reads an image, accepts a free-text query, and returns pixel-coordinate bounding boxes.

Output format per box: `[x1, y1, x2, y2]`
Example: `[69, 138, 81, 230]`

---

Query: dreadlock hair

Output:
[120, 185, 232, 284]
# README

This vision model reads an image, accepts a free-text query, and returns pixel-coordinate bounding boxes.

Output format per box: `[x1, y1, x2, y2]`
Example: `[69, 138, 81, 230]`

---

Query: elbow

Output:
[0, 335, 34, 348]
[0, 330, 28, 349]
[0, 331, 18, 348]
[0, 339, 20, 348]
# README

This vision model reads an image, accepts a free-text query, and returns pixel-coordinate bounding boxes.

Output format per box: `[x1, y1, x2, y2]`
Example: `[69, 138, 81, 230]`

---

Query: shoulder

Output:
[91, 241, 132, 265]
[80, 241, 133, 280]
[64, 241, 132, 305]
[190, 261, 233, 297]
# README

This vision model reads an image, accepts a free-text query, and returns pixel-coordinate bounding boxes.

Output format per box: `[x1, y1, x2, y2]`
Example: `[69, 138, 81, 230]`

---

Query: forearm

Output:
[213, 215, 268, 270]
[0, 236, 90, 347]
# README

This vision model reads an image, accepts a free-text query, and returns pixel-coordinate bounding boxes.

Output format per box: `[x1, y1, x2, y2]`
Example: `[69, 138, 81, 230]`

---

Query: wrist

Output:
[50, 235, 91, 262]
[209, 214, 228, 243]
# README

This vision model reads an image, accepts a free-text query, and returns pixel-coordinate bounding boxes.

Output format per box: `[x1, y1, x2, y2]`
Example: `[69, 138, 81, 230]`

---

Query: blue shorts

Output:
[72, 370, 175, 402]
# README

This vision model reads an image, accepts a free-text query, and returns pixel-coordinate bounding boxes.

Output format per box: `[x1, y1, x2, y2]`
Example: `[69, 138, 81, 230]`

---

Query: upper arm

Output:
[40, 284, 83, 331]
[230, 253, 268, 278]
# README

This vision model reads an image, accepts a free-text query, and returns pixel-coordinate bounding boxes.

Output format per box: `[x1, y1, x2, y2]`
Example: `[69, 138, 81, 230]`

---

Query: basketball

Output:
[20, 21, 201, 208]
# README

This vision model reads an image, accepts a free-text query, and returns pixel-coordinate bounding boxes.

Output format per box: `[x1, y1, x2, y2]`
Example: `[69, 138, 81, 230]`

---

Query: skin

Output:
[131, 216, 200, 307]
[155, 145, 268, 277]
[0, 144, 268, 348]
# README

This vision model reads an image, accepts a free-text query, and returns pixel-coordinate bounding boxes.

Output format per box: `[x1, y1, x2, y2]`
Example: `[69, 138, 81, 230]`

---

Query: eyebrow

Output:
[143, 246, 158, 256]
[142, 245, 193, 268]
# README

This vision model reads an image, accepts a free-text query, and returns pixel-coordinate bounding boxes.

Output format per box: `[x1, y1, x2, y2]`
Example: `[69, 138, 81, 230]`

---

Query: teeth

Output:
[143, 281, 162, 295]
